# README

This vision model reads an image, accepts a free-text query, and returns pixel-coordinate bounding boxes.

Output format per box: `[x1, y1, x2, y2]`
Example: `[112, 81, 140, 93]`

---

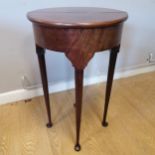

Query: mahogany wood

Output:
[32, 24, 123, 69]
[36, 45, 52, 128]
[102, 45, 120, 127]
[27, 7, 127, 28]
[74, 69, 83, 151]
[27, 7, 128, 151]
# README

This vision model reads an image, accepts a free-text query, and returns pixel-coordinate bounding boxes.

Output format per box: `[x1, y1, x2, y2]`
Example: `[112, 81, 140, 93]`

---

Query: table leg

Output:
[36, 44, 53, 128]
[74, 69, 84, 151]
[102, 45, 120, 127]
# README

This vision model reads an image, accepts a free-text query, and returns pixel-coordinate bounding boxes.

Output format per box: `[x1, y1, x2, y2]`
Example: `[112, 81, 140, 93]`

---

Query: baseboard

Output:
[0, 64, 155, 105]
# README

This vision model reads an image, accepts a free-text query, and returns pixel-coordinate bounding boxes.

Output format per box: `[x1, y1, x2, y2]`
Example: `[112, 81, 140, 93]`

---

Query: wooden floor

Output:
[0, 72, 155, 155]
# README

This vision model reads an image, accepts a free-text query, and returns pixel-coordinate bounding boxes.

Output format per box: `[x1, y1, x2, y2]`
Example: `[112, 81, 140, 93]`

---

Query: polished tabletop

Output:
[27, 7, 128, 28]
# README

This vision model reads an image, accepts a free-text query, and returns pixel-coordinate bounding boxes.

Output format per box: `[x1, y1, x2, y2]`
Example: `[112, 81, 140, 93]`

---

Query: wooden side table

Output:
[27, 7, 128, 151]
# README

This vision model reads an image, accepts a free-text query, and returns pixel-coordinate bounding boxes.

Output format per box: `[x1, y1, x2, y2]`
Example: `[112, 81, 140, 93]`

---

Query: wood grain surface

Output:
[33, 24, 123, 69]
[0, 72, 155, 155]
[27, 7, 128, 28]
[27, 7, 128, 69]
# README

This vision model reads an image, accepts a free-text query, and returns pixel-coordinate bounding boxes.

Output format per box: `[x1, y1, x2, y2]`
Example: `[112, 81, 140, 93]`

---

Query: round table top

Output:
[27, 7, 128, 28]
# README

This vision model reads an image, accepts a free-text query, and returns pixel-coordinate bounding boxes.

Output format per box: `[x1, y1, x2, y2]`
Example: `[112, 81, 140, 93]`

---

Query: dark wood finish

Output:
[36, 45, 53, 128]
[27, 7, 128, 28]
[74, 69, 84, 151]
[27, 7, 128, 151]
[32, 24, 123, 69]
[102, 45, 120, 127]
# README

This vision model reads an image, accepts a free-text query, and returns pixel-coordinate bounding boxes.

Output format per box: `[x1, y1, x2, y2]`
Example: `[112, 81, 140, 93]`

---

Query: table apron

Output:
[33, 23, 123, 53]
[33, 23, 123, 69]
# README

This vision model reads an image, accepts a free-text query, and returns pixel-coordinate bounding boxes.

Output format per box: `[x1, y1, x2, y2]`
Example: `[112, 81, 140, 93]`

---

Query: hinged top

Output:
[27, 7, 128, 28]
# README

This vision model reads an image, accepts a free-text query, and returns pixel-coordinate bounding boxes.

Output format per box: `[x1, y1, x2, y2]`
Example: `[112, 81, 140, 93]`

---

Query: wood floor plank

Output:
[0, 72, 155, 155]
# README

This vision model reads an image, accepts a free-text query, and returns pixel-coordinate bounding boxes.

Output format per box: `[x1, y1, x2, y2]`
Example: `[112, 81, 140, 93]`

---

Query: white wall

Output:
[0, 0, 155, 93]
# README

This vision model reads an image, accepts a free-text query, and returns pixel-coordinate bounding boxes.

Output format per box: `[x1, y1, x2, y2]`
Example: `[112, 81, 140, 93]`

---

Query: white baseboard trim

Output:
[0, 64, 155, 105]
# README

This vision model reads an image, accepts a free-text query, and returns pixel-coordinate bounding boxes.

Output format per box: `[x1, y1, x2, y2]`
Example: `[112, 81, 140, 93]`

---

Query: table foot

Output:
[46, 123, 53, 128]
[74, 144, 81, 151]
[102, 121, 108, 127]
